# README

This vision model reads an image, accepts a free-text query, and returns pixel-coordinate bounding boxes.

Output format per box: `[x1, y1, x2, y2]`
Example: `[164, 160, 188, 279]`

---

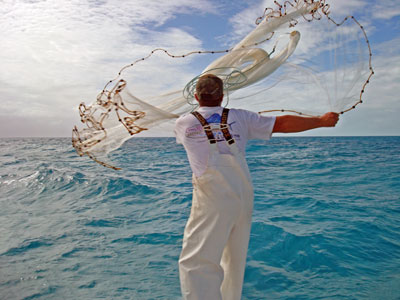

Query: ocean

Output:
[0, 136, 399, 300]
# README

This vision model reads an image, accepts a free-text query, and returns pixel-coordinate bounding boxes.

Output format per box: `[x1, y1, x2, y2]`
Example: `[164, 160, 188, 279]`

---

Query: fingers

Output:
[321, 112, 339, 127]
[330, 112, 339, 125]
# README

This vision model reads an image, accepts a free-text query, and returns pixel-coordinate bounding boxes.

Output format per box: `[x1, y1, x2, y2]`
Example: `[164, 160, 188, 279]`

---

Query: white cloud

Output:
[224, 0, 273, 45]
[219, 0, 377, 67]
[0, 0, 217, 136]
[216, 0, 399, 137]
[371, 0, 400, 20]
[361, 54, 400, 109]
[322, 0, 366, 17]
[0, 0, 399, 138]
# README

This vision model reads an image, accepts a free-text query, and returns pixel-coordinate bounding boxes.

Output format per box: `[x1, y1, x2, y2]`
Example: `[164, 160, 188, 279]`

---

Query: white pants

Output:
[179, 145, 254, 300]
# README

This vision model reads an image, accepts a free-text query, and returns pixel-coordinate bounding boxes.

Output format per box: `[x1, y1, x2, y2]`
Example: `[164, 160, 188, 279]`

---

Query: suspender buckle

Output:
[226, 138, 235, 145]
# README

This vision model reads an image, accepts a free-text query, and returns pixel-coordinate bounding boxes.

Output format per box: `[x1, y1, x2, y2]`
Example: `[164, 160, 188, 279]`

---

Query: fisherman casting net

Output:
[72, 0, 373, 169]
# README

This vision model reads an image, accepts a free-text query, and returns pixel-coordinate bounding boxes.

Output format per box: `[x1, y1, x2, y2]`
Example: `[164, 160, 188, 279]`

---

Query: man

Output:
[174, 74, 338, 300]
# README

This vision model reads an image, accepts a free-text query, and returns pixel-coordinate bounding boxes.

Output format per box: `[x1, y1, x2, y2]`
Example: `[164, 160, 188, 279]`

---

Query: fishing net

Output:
[72, 0, 373, 169]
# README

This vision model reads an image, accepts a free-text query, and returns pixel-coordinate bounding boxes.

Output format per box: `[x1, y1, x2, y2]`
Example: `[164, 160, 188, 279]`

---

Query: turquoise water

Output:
[0, 137, 399, 299]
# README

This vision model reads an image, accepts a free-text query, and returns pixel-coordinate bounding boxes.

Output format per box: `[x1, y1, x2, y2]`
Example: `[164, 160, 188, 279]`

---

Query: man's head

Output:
[195, 74, 224, 107]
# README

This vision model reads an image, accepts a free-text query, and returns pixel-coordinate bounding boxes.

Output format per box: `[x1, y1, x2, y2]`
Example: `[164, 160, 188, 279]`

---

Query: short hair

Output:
[195, 74, 223, 102]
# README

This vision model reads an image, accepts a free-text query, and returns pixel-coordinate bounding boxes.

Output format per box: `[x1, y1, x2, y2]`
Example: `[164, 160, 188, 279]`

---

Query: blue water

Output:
[0, 137, 399, 300]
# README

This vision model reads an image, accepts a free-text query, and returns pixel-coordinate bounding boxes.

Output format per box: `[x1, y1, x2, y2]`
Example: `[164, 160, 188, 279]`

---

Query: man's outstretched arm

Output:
[272, 112, 339, 133]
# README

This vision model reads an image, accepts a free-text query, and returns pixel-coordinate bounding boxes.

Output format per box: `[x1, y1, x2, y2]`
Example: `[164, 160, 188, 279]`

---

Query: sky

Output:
[0, 0, 399, 138]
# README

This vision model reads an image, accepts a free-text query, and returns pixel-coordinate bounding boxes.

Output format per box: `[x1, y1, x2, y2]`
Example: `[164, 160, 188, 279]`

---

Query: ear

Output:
[194, 94, 200, 102]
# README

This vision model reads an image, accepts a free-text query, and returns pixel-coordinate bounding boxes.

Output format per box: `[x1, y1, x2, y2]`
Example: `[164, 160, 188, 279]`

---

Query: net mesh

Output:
[72, 0, 373, 169]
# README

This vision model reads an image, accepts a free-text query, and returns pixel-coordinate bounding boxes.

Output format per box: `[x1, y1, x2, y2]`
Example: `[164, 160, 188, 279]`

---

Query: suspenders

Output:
[191, 108, 235, 145]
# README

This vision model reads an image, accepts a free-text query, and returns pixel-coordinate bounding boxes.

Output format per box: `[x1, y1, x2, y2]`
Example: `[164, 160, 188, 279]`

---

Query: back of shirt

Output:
[174, 106, 276, 177]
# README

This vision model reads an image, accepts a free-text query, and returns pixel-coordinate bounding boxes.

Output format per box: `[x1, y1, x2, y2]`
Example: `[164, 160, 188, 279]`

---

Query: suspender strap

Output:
[191, 108, 236, 145]
[221, 108, 235, 145]
[191, 111, 217, 144]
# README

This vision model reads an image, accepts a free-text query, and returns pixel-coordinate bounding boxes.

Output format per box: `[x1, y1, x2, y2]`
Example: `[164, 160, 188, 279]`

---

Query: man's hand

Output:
[320, 112, 339, 127]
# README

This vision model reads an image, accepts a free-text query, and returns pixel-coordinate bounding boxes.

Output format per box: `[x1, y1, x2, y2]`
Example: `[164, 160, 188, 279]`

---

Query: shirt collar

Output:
[198, 106, 222, 112]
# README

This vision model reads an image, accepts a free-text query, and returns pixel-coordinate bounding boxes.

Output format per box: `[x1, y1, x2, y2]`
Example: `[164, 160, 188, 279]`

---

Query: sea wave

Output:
[0, 137, 399, 299]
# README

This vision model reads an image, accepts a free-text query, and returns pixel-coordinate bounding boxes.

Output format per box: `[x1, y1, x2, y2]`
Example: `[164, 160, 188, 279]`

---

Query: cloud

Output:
[0, 0, 398, 138]
[361, 52, 400, 110]
[0, 0, 217, 136]
[323, 0, 366, 17]
[371, 0, 400, 20]
[224, 0, 272, 45]
[218, 0, 399, 137]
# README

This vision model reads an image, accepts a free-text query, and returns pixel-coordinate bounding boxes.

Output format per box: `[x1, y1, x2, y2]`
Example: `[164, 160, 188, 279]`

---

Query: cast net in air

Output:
[72, 0, 373, 169]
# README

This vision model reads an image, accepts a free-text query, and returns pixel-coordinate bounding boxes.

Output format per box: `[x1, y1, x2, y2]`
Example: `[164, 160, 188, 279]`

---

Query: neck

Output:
[199, 104, 221, 107]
